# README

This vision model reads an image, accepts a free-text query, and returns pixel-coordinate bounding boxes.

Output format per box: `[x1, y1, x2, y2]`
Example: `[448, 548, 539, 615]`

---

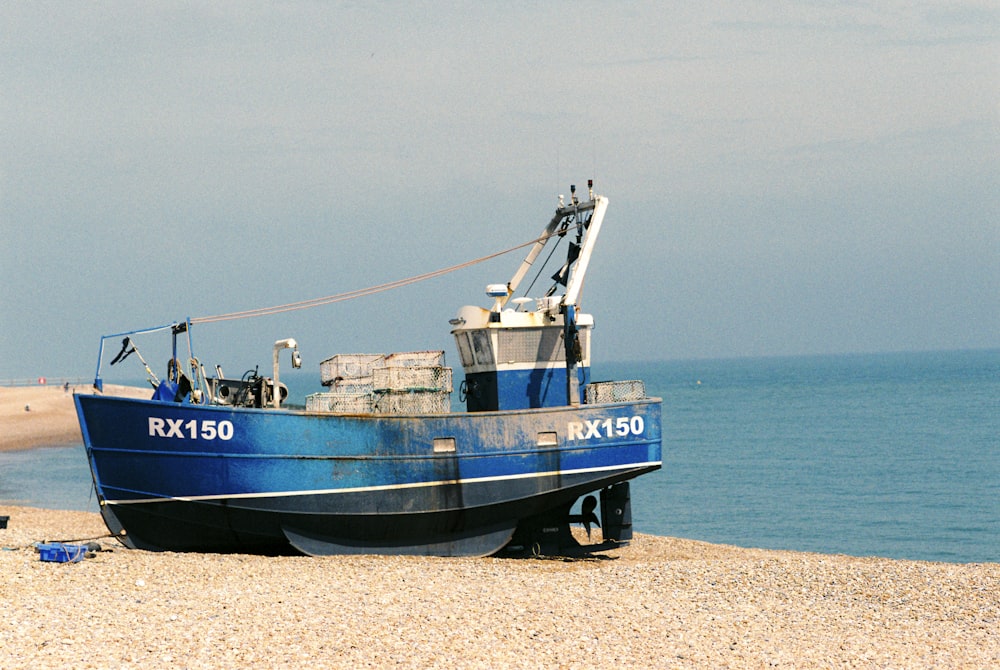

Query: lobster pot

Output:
[328, 379, 375, 396]
[373, 390, 450, 415]
[306, 392, 375, 413]
[320, 354, 385, 385]
[373, 366, 453, 393]
[585, 380, 646, 404]
[383, 350, 446, 368]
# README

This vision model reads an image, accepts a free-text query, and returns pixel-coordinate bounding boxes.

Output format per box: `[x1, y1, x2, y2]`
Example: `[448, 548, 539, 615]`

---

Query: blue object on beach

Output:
[37, 542, 87, 563]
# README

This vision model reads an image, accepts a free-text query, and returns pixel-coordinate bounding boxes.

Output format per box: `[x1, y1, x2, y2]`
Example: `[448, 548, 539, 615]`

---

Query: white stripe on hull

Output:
[104, 460, 662, 505]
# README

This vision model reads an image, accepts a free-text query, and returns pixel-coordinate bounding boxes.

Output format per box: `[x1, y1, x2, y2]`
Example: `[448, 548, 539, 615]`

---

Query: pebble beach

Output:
[2, 506, 997, 669]
[1, 386, 998, 668]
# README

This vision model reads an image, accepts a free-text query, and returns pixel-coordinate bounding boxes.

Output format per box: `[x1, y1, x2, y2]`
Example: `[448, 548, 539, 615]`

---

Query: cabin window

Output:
[536, 432, 558, 448]
[470, 330, 494, 366]
[455, 333, 475, 367]
[578, 328, 590, 361]
[433, 437, 456, 453]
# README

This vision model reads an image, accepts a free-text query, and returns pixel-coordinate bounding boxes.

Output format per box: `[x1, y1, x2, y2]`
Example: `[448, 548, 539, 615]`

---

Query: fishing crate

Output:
[37, 543, 87, 563]
[383, 350, 446, 368]
[373, 390, 451, 415]
[327, 379, 375, 396]
[320, 354, 385, 385]
[372, 366, 453, 393]
[585, 380, 646, 403]
[306, 392, 375, 414]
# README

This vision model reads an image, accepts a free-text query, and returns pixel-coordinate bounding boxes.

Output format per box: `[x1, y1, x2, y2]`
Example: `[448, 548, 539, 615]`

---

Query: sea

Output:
[2, 349, 996, 564]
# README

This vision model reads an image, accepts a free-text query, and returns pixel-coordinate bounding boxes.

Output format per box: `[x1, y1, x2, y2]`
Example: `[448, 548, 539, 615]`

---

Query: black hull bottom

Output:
[99, 467, 655, 557]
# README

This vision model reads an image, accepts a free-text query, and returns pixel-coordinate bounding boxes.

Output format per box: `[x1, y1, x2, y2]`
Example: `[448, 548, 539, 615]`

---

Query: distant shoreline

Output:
[0, 384, 151, 452]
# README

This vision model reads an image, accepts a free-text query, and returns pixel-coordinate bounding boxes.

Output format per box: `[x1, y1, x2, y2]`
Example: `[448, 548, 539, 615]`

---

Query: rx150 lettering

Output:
[567, 416, 644, 441]
[148, 417, 234, 440]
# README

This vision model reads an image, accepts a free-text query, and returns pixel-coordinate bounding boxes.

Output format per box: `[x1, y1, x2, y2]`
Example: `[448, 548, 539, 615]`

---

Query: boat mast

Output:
[562, 187, 608, 406]
[503, 182, 608, 309]
[562, 193, 608, 309]
[501, 181, 609, 406]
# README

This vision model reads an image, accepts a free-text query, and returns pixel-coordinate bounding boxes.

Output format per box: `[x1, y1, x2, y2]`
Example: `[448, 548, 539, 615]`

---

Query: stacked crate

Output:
[373, 351, 451, 414]
[305, 390, 374, 413]
[584, 380, 646, 403]
[307, 354, 385, 413]
[307, 351, 452, 414]
[320, 353, 385, 385]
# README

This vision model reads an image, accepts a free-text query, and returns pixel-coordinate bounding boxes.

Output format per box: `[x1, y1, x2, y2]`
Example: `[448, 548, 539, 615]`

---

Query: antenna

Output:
[555, 144, 561, 201]
[592, 140, 597, 188]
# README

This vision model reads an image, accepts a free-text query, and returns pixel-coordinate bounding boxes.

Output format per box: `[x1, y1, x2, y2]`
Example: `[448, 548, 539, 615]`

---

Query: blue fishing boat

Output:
[75, 183, 662, 556]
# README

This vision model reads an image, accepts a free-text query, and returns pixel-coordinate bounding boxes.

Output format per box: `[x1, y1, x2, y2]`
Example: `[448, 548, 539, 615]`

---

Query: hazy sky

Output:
[2, 2, 998, 381]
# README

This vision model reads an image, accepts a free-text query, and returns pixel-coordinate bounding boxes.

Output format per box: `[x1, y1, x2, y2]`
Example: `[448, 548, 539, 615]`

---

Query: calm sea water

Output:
[2, 349, 997, 563]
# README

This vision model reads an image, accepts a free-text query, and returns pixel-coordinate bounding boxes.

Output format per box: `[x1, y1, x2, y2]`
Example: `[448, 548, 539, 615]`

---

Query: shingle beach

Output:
[2, 507, 997, 668]
[1, 386, 997, 668]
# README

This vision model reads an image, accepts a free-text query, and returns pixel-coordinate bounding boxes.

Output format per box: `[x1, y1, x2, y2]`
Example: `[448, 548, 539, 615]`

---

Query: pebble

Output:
[1, 505, 997, 668]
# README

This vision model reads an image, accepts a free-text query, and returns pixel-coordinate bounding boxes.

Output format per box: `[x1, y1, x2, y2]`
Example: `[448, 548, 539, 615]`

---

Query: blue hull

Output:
[75, 394, 661, 556]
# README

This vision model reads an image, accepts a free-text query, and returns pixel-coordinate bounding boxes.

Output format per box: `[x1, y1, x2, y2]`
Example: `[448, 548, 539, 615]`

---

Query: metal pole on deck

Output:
[564, 304, 580, 406]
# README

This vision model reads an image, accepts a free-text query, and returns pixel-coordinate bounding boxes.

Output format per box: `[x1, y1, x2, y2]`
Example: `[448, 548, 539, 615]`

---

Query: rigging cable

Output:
[190, 220, 586, 325]
[521, 226, 565, 301]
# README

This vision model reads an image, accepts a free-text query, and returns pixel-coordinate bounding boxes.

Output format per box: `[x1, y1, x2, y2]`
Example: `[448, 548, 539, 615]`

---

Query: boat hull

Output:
[75, 394, 661, 556]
